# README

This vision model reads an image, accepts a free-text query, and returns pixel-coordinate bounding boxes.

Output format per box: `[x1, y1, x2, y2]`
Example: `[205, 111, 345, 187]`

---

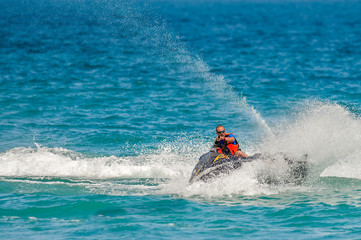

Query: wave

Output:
[1, 102, 361, 196]
[259, 101, 361, 178]
[0, 144, 188, 179]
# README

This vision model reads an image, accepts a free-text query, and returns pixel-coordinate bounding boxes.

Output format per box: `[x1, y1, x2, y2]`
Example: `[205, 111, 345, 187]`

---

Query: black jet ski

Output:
[189, 150, 308, 184]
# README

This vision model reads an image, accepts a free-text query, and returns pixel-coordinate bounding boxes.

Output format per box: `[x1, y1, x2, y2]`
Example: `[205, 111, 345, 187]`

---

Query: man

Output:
[214, 125, 249, 158]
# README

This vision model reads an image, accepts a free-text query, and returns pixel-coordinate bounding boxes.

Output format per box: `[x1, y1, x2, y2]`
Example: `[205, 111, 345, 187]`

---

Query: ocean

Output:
[1, 0, 361, 238]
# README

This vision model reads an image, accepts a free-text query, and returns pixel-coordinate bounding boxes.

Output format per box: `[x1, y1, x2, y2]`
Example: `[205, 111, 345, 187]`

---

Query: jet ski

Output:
[189, 149, 308, 184]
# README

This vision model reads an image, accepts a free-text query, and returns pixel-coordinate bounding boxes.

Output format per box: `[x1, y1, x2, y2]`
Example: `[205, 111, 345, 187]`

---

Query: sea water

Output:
[1, 0, 361, 238]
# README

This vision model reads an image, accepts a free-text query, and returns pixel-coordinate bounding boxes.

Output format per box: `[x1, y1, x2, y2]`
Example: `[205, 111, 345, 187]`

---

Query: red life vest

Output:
[216, 133, 239, 155]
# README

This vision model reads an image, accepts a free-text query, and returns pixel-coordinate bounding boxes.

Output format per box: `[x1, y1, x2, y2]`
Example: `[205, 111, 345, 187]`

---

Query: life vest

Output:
[216, 133, 239, 155]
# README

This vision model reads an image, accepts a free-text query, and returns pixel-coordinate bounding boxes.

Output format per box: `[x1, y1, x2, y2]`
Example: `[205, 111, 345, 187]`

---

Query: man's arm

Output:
[222, 136, 235, 143]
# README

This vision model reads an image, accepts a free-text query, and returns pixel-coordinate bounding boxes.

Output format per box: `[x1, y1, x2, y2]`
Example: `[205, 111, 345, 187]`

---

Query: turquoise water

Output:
[1, 0, 361, 238]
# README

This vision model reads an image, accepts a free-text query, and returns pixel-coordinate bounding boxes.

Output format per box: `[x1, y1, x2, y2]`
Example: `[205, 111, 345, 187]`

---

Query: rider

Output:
[214, 125, 249, 158]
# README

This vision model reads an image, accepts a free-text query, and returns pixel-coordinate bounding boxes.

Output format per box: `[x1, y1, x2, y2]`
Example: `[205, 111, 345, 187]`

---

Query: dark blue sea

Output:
[1, 0, 361, 238]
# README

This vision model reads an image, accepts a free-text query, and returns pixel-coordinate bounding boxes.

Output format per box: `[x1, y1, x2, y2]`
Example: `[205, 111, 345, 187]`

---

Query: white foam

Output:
[0, 145, 188, 179]
[320, 150, 361, 179]
[258, 101, 361, 177]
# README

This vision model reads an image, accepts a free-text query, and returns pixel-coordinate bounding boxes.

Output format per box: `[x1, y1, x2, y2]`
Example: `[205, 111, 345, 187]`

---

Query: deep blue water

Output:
[1, 0, 361, 238]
